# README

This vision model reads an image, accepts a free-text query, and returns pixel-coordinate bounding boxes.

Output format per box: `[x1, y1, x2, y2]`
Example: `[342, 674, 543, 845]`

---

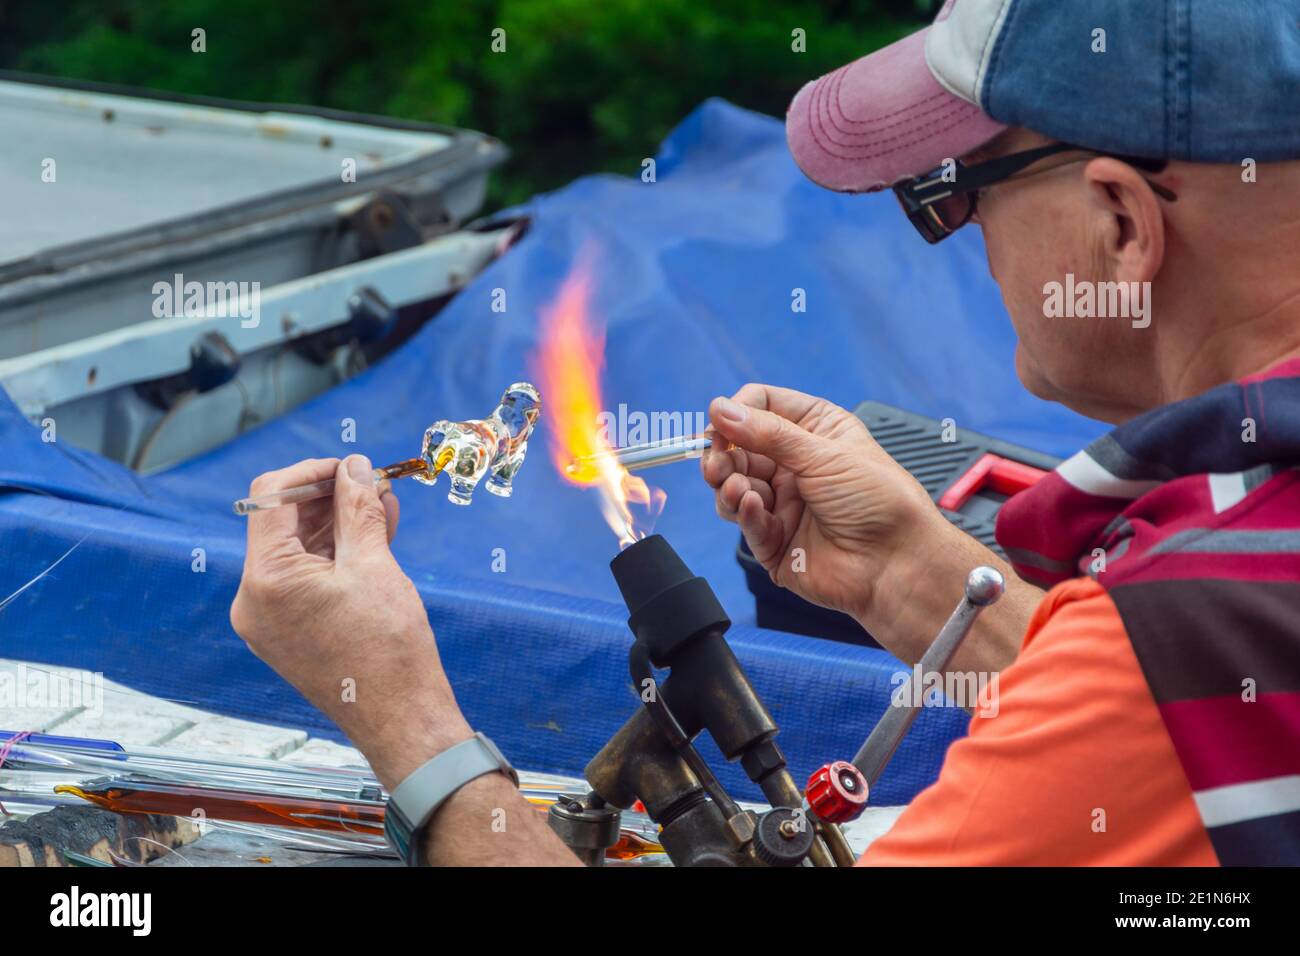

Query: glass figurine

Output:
[232, 381, 542, 514]
[415, 382, 542, 505]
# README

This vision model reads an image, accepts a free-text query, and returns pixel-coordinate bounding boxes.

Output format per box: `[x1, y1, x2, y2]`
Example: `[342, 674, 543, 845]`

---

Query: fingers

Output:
[243, 456, 400, 570]
[740, 448, 778, 483]
[709, 393, 819, 466]
[381, 484, 400, 544]
[736, 488, 786, 567]
[245, 458, 340, 564]
[299, 478, 400, 559]
[718, 471, 774, 515]
[702, 388, 791, 526]
[701, 439, 737, 489]
[332, 455, 393, 561]
[729, 383, 824, 423]
[701, 440, 777, 490]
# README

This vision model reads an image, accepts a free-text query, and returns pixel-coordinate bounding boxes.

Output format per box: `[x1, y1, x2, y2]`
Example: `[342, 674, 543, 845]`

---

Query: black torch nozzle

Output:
[610, 534, 690, 612]
[597, 534, 859, 868]
[609, 534, 776, 769]
[610, 535, 731, 667]
[595, 535, 857, 868]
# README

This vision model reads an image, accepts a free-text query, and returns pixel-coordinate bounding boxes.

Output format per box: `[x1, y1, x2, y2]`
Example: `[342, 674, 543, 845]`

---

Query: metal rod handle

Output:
[852, 566, 1004, 787]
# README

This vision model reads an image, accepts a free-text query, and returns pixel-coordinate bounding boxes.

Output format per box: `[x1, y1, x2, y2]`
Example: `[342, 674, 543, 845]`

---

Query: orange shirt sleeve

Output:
[860, 577, 1217, 866]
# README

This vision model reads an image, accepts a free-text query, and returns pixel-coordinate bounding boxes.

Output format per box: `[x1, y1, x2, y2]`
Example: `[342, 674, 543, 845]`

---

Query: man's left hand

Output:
[230, 455, 471, 790]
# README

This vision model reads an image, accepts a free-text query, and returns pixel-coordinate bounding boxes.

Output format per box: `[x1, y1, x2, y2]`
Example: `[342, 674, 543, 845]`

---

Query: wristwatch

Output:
[384, 732, 519, 866]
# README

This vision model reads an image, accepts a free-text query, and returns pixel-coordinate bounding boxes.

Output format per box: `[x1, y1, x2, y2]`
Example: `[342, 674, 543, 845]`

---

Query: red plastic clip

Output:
[938, 453, 1048, 512]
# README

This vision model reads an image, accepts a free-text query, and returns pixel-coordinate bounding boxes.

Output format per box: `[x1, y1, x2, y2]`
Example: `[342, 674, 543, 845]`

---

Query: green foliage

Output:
[1, 0, 923, 208]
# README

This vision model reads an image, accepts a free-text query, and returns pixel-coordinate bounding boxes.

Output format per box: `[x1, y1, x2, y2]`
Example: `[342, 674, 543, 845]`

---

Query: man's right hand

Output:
[703, 384, 1036, 671]
[702, 384, 938, 625]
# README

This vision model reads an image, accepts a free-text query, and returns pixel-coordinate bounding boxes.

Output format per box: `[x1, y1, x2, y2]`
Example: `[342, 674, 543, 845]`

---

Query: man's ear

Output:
[1082, 158, 1166, 284]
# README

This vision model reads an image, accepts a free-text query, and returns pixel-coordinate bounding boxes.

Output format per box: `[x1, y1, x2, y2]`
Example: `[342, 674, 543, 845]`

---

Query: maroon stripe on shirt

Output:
[995, 474, 1121, 582]
[1158, 692, 1300, 790]
[1105, 551, 1300, 585]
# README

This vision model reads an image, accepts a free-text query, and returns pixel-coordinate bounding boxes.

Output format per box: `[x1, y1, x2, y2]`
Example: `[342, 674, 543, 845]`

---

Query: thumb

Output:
[710, 396, 819, 467]
[334, 455, 391, 559]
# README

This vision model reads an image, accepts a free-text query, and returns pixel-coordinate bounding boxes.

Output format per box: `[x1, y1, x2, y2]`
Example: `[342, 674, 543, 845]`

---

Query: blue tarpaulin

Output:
[0, 100, 1104, 805]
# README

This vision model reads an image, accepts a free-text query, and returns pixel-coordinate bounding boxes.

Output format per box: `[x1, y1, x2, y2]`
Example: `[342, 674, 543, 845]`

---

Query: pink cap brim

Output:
[786, 27, 1006, 193]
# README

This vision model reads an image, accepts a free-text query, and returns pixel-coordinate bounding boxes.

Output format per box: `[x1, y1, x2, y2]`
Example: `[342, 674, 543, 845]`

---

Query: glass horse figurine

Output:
[231, 382, 541, 514]
[415, 382, 542, 505]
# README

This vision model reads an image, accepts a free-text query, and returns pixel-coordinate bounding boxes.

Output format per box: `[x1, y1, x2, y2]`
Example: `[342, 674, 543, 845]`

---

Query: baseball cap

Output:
[787, 0, 1300, 193]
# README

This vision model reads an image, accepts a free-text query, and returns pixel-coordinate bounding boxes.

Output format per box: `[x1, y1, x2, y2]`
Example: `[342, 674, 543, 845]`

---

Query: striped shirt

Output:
[995, 358, 1300, 865]
[862, 359, 1300, 866]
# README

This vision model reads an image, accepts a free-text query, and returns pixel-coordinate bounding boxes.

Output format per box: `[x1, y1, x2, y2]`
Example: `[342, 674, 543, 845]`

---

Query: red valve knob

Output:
[805, 760, 869, 823]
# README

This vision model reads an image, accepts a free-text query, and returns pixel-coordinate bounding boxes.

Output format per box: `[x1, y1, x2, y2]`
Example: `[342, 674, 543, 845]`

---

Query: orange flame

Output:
[533, 255, 665, 548]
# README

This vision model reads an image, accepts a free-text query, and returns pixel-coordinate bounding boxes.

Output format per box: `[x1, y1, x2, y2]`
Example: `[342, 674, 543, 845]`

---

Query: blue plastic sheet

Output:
[0, 100, 1104, 806]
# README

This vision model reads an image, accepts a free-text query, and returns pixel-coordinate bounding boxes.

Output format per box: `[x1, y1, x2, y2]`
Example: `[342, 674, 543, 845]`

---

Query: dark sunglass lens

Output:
[930, 192, 974, 231]
[896, 182, 971, 243]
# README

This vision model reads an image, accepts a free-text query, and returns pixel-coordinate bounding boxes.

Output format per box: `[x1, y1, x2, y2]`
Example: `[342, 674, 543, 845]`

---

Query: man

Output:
[232, 0, 1300, 865]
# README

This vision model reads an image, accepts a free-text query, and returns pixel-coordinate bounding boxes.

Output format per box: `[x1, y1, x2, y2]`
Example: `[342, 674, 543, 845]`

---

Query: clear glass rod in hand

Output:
[232, 452, 449, 514]
[565, 432, 732, 476]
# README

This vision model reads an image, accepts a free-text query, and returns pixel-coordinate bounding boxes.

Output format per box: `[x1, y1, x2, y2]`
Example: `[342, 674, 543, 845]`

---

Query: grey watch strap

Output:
[384, 732, 518, 865]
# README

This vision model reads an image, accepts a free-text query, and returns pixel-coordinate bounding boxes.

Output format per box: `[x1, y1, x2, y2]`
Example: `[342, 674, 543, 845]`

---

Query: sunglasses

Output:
[893, 142, 1178, 244]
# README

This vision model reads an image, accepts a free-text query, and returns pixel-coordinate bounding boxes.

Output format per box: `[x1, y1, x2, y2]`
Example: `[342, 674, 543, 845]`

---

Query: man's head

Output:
[786, 0, 1300, 423]
[959, 128, 1300, 423]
